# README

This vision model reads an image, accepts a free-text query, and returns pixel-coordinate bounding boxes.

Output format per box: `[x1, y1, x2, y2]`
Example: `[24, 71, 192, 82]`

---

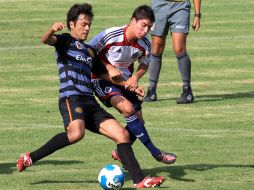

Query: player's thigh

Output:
[99, 119, 129, 143]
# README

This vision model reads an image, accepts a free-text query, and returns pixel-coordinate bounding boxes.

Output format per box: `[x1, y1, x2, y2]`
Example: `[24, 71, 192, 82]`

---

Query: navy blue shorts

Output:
[93, 80, 142, 112]
[59, 95, 115, 133]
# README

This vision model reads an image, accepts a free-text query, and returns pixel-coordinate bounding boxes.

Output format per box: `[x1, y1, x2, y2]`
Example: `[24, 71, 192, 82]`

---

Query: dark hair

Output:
[131, 5, 155, 23]
[66, 3, 94, 30]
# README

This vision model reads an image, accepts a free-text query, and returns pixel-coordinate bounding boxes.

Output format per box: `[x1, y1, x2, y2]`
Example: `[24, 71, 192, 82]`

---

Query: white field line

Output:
[0, 45, 50, 51]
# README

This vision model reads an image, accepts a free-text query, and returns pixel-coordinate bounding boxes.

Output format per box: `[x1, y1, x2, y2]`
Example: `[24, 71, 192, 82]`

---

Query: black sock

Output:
[30, 132, 71, 163]
[177, 52, 191, 87]
[148, 54, 162, 91]
[117, 143, 144, 184]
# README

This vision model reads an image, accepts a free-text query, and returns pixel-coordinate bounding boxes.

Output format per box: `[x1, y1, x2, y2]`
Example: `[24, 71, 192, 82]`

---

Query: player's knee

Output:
[121, 104, 135, 117]
[68, 129, 85, 144]
[116, 128, 130, 143]
[174, 48, 186, 56]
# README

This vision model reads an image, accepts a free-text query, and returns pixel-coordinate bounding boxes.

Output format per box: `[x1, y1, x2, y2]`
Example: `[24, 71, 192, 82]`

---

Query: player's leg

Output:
[144, 35, 166, 102]
[110, 95, 161, 157]
[99, 118, 165, 187]
[17, 96, 86, 172]
[144, 0, 170, 102]
[171, 1, 194, 104]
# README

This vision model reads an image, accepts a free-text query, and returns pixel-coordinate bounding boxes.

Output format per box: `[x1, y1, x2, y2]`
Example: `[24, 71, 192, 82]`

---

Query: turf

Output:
[0, 0, 253, 189]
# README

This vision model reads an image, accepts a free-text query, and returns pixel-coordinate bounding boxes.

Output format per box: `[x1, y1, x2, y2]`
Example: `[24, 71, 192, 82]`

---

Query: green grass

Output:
[0, 0, 254, 189]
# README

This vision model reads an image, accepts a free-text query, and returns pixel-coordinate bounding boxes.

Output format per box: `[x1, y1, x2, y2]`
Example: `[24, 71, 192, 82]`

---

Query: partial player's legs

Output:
[144, 35, 166, 102]
[99, 118, 165, 188]
[17, 119, 85, 172]
[172, 32, 194, 104]
[110, 95, 177, 164]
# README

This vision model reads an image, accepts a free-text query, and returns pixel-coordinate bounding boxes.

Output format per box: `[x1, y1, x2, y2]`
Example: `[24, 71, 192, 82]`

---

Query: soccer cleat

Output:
[134, 176, 165, 188]
[176, 86, 194, 104]
[17, 152, 32, 172]
[144, 88, 157, 102]
[154, 151, 177, 165]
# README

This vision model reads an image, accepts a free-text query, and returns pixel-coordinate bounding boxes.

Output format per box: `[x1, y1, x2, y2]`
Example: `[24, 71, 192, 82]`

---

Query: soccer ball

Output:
[98, 164, 125, 189]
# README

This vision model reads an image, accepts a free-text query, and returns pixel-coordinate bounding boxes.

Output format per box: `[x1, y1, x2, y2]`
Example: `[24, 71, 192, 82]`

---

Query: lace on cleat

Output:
[134, 176, 165, 188]
[154, 151, 177, 164]
[17, 152, 32, 172]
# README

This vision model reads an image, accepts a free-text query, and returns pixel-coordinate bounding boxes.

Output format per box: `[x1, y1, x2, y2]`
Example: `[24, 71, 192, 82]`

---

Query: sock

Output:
[148, 54, 162, 91]
[117, 143, 144, 184]
[125, 114, 160, 156]
[30, 132, 71, 163]
[125, 125, 137, 145]
[177, 52, 191, 87]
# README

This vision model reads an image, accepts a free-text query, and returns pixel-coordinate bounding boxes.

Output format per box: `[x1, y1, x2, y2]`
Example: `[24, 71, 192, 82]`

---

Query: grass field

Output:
[0, 0, 254, 189]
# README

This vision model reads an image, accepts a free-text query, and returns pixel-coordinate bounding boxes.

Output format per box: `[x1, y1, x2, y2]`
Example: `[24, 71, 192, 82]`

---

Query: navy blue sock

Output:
[125, 114, 160, 156]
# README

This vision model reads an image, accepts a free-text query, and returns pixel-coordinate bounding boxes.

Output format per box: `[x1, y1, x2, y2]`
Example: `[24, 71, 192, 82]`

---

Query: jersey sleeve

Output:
[138, 37, 151, 66]
[88, 31, 106, 53]
[53, 33, 71, 49]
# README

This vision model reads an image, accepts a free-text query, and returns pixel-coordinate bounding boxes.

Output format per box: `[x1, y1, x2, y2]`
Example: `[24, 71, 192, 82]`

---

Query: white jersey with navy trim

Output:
[89, 25, 151, 80]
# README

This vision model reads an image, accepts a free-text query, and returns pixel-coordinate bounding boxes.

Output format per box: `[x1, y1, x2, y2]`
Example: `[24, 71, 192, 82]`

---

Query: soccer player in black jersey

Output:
[16, 3, 164, 188]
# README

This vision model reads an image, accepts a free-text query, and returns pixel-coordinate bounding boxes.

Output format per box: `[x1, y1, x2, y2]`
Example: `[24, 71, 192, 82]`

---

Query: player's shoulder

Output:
[99, 26, 125, 45]
[138, 35, 151, 49]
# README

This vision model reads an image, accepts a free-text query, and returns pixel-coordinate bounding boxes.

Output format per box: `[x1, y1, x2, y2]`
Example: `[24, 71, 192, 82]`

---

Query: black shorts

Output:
[59, 95, 115, 133]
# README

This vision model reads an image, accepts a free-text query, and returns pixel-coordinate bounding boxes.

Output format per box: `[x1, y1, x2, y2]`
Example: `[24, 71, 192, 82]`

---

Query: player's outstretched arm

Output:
[41, 22, 65, 45]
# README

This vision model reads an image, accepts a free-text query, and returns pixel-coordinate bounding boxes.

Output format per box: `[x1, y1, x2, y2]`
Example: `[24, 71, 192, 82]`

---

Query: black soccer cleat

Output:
[144, 88, 157, 102]
[176, 86, 194, 104]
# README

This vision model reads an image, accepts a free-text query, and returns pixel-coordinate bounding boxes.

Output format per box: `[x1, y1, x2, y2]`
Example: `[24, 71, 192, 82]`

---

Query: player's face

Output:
[133, 18, 153, 39]
[70, 14, 92, 41]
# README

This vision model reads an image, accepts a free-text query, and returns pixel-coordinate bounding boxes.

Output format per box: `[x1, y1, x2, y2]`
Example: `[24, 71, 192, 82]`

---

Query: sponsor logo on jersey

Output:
[76, 55, 92, 67]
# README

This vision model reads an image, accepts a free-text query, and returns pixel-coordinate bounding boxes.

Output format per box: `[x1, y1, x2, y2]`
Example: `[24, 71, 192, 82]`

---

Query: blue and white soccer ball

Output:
[98, 164, 125, 189]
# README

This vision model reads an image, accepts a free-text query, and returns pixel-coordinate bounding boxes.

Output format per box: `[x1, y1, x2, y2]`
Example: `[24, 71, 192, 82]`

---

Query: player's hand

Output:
[125, 75, 138, 91]
[52, 22, 65, 32]
[108, 67, 122, 80]
[134, 86, 145, 97]
[192, 17, 200, 31]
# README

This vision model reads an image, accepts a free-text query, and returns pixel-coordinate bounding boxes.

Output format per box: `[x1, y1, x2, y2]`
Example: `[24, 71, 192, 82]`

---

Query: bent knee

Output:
[68, 130, 85, 144]
[115, 129, 130, 144]
[121, 104, 135, 117]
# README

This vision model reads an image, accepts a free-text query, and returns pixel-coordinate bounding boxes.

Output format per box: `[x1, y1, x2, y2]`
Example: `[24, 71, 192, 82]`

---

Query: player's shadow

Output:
[195, 91, 254, 103]
[142, 163, 253, 182]
[0, 160, 84, 175]
[150, 91, 254, 103]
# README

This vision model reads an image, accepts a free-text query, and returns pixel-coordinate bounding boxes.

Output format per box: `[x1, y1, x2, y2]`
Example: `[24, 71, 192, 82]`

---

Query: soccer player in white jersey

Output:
[89, 5, 177, 165]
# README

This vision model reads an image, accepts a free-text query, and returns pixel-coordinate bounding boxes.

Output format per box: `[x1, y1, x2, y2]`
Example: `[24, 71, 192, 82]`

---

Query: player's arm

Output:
[98, 73, 144, 97]
[125, 63, 148, 91]
[41, 22, 65, 45]
[192, 0, 201, 31]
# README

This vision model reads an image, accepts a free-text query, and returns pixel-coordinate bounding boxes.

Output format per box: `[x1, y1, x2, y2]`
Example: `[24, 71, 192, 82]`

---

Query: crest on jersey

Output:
[75, 41, 83, 49]
[75, 107, 83, 114]
[87, 48, 95, 58]
[105, 87, 112, 94]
